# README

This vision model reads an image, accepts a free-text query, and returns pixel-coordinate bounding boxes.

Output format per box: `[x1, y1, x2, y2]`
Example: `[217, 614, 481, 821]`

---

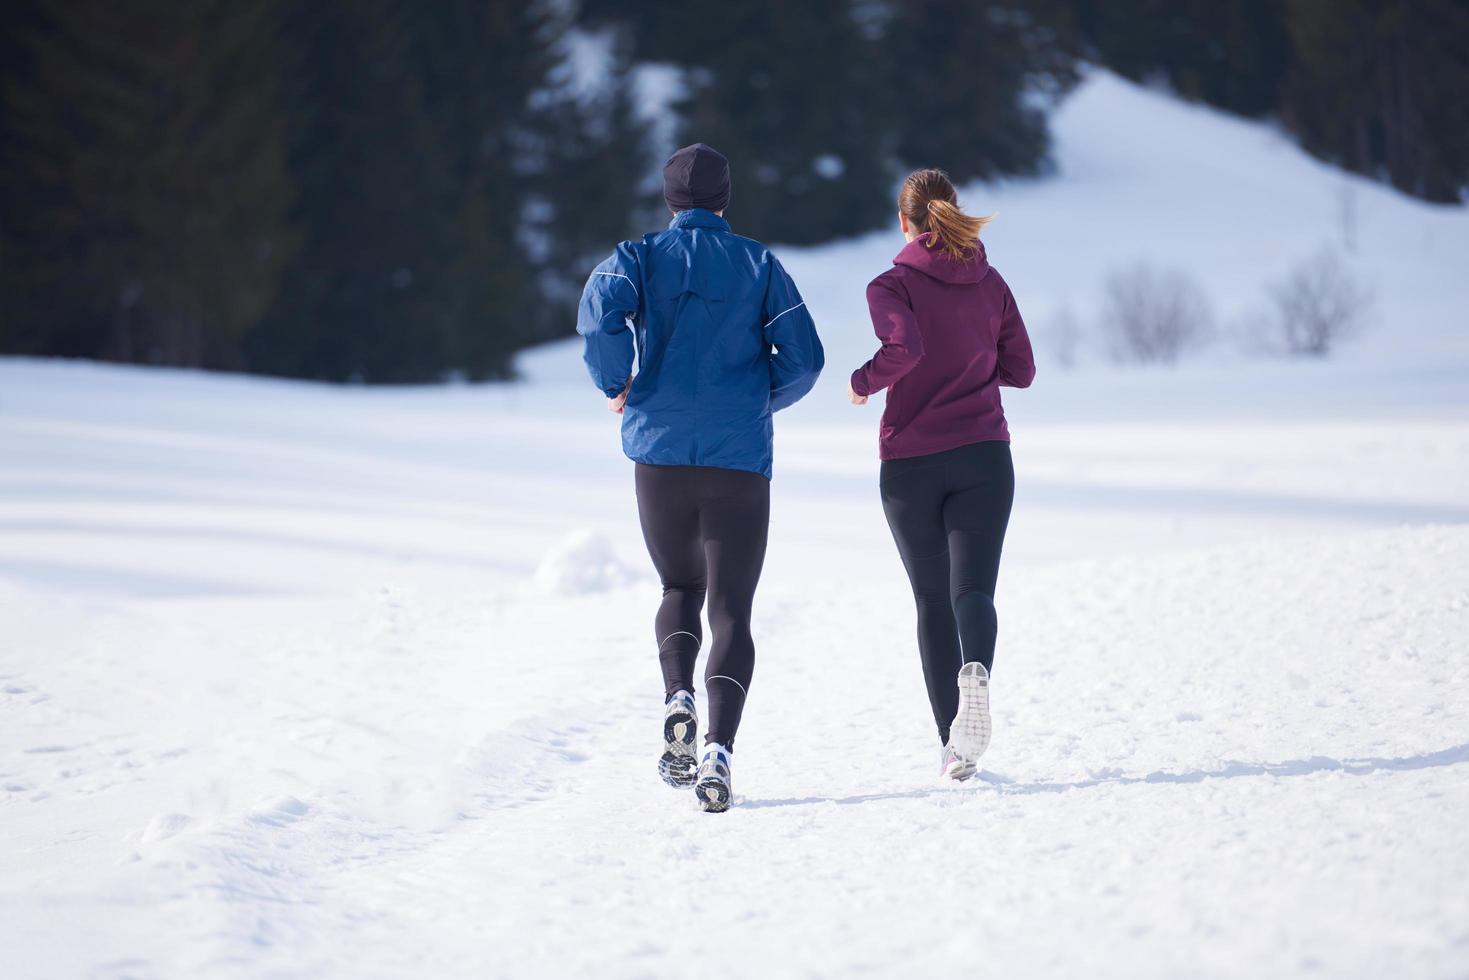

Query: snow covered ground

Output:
[3, 71, 1468, 978]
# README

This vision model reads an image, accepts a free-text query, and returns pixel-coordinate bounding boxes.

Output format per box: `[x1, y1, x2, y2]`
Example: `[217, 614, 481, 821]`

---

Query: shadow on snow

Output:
[741, 741, 1469, 810]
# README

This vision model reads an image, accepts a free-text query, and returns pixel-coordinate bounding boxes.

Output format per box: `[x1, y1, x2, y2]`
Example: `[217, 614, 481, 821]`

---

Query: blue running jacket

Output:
[577, 208, 824, 479]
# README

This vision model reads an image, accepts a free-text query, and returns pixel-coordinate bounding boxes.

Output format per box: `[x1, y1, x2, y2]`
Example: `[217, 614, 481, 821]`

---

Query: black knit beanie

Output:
[662, 143, 731, 214]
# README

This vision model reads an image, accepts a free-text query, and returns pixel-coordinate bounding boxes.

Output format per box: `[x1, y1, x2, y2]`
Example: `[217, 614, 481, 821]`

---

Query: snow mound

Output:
[531, 529, 635, 595]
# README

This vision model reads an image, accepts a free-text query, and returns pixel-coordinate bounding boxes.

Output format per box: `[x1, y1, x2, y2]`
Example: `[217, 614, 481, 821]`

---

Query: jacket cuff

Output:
[849, 367, 870, 397]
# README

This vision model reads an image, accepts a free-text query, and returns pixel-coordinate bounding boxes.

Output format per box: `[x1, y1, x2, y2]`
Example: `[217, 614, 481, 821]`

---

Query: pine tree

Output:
[0, 1, 297, 367]
[249, 0, 644, 380]
[1071, 0, 1291, 117]
[526, 32, 654, 337]
[398, 0, 560, 371]
[582, 0, 1084, 243]
[582, 0, 898, 244]
[246, 0, 468, 382]
[885, 0, 1081, 184]
[1283, 0, 1469, 203]
[0, 0, 50, 355]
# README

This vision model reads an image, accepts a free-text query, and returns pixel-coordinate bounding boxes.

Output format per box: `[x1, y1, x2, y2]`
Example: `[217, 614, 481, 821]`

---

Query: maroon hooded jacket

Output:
[850, 233, 1034, 460]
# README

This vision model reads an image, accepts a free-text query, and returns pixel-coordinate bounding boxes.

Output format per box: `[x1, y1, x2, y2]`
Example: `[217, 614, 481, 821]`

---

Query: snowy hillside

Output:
[3, 70, 1468, 979]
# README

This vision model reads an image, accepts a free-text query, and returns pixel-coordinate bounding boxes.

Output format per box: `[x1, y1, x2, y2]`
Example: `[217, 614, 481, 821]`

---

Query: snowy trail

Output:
[399, 529, 1469, 980]
[4, 402, 1468, 979]
[5, 351, 1469, 980]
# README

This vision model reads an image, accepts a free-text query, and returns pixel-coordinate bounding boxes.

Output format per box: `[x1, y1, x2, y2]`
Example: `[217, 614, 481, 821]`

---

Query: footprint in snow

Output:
[140, 813, 192, 843]
[248, 796, 311, 826]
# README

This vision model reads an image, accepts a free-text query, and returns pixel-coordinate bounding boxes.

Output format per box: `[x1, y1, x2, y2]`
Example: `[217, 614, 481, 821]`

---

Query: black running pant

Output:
[635, 463, 769, 749]
[879, 441, 1014, 744]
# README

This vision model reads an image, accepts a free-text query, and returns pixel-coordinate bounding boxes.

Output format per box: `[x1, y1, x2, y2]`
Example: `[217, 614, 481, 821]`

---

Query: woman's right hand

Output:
[848, 380, 868, 406]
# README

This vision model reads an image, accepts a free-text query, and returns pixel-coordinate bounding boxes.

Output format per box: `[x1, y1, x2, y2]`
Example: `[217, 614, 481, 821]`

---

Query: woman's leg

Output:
[943, 443, 1015, 673]
[635, 464, 707, 698]
[880, 460, 961, 743]
[697, 469, 770, 749]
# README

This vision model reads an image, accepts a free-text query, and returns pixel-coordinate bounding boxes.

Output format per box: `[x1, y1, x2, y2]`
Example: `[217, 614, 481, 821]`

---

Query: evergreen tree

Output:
[1, 1, 297, 367]
[246, 0, 469, 382]
[582, 0, 898, 244]
[1283, 0, 1469, 203]
[1071, 0, 1291, 117]
[583, 0, 1080, 243]
[249, 0, 646, 380]
[525, 33, 654, 327]
[0, 0, 49, 355]
[399, 1, 564, 367]
[1071, 0, 1467, 203]
[6, 0, 1463, 376]
[885, 0, 1081, 184]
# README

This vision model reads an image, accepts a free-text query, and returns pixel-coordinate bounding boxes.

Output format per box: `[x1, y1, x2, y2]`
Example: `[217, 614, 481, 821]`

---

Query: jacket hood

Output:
[894, 233, 989, 284]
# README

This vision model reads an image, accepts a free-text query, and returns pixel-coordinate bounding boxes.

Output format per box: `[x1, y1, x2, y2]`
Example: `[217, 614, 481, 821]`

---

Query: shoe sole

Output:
[948, 662, 992, 764]
[658, 707, 698, 787]
[695, 776, 731, 813]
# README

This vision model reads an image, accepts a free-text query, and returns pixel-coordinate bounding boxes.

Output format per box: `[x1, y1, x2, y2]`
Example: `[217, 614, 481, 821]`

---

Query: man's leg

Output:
[697, 469, 770, 749]
[635, 464, 707, 696]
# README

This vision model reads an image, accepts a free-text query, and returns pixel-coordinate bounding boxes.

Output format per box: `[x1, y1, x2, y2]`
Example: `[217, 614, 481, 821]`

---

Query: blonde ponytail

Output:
[899, 168, 995, 261]
[924, 199, 993, 260]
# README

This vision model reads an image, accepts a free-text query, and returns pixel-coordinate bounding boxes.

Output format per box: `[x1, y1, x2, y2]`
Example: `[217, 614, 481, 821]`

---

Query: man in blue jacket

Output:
[578, 142, 823, 812]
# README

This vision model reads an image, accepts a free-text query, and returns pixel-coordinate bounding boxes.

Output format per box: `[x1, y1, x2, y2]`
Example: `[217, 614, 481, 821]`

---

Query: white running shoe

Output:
[941, 742, 977, 781]
[695, 742, 733, 813]
[658, 690, 698, 787]
[947, 661, 992, 767]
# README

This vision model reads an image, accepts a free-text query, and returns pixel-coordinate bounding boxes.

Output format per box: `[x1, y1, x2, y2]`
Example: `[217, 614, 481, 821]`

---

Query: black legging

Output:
[879, 440, 1014, 744]
[635, 463, 769, 749]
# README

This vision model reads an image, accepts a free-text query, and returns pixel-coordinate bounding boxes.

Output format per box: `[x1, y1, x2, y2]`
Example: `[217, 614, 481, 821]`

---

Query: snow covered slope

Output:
[3, 70, 1468, 979]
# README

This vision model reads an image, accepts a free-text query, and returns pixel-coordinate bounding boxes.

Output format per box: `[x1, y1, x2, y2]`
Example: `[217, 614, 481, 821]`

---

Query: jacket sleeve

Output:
[996, 282, 1035, 388]
[763, 255, 824, 412]
[850, 275, 923, 397]
[576, 244, 641, 398]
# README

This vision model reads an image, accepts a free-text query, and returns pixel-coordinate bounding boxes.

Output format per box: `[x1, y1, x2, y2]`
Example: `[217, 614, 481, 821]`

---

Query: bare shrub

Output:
[1266, 248, 1372, 357]
[1100, 262, 1214, 364]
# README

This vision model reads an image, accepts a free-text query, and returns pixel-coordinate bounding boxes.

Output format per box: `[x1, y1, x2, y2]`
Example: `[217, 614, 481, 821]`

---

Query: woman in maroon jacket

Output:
[848, 168, 1035, 781]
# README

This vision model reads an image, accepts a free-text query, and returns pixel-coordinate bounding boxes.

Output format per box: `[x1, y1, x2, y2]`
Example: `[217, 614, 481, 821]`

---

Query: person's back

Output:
[578, 143, 823, 812]
[580, 155, 822, 480]
[855, 220, 1032, 461]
